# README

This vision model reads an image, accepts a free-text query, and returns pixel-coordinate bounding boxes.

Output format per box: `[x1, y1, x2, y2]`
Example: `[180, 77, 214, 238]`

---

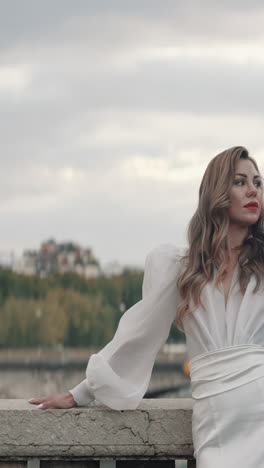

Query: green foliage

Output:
[0, 267, 47, 302]
[0, 266, 185, 348]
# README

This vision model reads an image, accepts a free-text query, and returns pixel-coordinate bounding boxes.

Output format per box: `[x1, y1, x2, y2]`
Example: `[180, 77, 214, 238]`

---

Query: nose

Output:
[247, 182, 258, 196]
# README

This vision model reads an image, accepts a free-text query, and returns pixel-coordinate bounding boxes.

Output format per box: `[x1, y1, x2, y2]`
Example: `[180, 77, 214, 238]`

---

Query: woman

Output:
[29, 146, 264, 467]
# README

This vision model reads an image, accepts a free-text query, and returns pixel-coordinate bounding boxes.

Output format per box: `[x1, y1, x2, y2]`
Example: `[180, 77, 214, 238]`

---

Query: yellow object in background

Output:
[182, 360, 190, 376]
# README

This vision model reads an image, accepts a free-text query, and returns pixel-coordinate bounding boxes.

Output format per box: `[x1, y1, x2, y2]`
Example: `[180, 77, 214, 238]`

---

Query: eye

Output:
[234, 179, 262, 188]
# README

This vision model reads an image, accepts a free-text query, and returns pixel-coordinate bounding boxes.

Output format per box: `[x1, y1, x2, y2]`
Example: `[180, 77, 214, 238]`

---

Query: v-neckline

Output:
[214, 263, 239, 310]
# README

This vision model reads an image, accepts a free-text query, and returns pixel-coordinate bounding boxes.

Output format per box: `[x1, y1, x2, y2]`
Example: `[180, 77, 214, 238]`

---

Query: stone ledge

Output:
[0, 399, 194, 459]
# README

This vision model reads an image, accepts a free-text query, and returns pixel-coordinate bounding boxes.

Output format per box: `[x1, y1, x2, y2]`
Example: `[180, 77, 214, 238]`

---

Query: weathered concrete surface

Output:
[0, 399, 194, 459]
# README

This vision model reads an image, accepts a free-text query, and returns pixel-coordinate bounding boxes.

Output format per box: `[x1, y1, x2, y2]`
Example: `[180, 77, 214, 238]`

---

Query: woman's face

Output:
[228, 159, 263, 227]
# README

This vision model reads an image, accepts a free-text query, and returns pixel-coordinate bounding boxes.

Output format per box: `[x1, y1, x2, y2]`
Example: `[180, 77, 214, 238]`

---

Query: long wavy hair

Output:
[176, 146, 264, 331]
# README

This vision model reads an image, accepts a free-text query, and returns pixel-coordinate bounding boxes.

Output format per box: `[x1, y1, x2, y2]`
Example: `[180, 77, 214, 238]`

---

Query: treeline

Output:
[0, 267, 184, 348]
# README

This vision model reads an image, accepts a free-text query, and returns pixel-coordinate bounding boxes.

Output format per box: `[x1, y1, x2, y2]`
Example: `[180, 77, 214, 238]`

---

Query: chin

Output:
[231, 217, 258, 227]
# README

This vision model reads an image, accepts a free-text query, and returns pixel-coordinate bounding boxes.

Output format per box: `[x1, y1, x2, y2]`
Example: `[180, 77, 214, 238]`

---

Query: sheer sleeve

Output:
[69, 244, 184, 410]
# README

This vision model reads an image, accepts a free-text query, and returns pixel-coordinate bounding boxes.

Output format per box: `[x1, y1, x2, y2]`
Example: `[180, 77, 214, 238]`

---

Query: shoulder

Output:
[142, 244, 187, 296]
[144, 244, 187, 282]
[142, 244, 186, 296]
[146, 243, 187, 265]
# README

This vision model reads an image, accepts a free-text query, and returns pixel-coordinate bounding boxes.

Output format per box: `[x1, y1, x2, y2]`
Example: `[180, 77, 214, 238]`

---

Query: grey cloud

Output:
[0, 1, 264, 262]
[1, 47, 264, 175]
[1, 0, 264, 55]
[58, 58, 264, 114]
[0, 170, 192, 264]
[1, 54, 264, 141]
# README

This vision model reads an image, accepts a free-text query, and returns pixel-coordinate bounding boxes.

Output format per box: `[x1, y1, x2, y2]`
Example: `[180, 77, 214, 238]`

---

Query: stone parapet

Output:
[0, 399, 194, 467]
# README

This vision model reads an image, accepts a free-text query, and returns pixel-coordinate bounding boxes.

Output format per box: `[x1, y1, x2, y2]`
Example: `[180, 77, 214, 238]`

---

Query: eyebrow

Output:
[235, 173, 261, 179]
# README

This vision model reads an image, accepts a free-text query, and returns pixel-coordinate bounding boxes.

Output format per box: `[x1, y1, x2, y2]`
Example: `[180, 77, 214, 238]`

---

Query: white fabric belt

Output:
[189, 344, 264, 399]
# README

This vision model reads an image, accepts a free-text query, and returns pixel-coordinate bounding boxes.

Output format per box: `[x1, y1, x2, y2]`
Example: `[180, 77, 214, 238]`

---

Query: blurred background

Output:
[0, 0, 263, 401]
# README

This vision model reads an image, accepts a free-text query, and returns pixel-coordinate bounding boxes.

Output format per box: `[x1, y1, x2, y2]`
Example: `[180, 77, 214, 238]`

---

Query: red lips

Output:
[244, 201, 259, 208]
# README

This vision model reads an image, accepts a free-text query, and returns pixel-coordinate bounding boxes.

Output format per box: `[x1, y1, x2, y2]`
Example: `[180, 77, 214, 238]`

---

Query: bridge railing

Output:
[0, 398, 195, 467]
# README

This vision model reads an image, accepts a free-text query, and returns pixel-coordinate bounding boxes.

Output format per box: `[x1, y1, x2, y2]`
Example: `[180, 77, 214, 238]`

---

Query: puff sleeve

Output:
[68, 244, 183, 410]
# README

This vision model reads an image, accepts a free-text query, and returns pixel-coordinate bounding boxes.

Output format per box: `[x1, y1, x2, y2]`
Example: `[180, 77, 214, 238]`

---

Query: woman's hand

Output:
[28, 392, 77, 409]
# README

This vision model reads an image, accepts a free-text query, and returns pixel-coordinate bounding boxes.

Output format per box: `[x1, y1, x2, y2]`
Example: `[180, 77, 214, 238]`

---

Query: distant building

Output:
[22, 250, 38, 276]
[0, 251, 15, 268]
[102, 261, 124, 277]
[13, 239, 101, 278]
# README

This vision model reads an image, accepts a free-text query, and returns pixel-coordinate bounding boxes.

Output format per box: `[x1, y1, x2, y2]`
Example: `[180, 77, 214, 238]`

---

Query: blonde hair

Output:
[176, 146, 264, 331]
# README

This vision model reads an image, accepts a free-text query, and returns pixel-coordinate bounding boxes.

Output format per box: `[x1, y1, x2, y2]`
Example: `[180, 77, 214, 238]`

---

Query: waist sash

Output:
[189, 344, 264, 399]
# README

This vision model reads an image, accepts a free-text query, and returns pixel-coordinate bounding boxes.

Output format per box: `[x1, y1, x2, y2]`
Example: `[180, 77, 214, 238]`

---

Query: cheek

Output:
[228, 192, 243, 216]
[229, 192, 239, 208]
[229, 189, 243, 206]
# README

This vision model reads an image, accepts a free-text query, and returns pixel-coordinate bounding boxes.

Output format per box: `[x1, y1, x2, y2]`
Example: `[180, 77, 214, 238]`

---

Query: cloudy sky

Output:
[1, 0, 264, 267]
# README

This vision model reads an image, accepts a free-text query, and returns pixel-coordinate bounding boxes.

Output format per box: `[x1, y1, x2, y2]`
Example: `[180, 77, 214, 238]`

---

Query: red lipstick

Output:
[244, 201, 259, 210]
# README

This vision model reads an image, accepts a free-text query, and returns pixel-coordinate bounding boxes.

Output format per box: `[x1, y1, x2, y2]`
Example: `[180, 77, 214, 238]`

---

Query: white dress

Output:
[69, 244, 264, 468]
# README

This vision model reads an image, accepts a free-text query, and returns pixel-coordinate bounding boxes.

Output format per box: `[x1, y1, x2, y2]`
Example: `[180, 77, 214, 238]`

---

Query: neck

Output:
[227, 224, 249, 250]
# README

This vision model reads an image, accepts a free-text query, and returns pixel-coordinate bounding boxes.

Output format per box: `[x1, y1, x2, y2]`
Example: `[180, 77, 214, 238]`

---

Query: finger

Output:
[28, 397, 51, 405]
[37, 399, 73, 410]
[37, 402, 52, 410]
[35, 400, 57, 409]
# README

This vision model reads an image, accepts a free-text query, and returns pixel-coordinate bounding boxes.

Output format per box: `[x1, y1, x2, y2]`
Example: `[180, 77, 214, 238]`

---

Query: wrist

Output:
[67, 392, 77, 405]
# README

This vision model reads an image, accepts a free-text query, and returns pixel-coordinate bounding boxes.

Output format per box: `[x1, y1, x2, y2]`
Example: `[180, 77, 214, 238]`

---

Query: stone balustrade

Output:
[0, 399, 195, 467]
